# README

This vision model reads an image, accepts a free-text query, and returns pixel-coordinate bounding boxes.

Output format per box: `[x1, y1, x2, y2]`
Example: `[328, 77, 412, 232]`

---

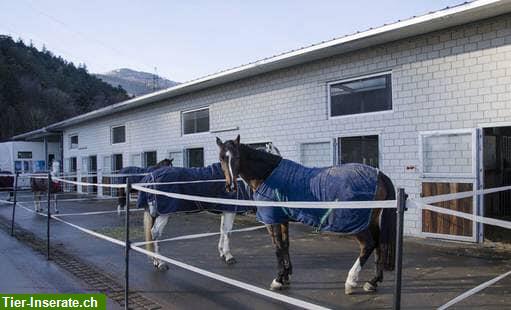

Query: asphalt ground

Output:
[0, 192, 510, 309]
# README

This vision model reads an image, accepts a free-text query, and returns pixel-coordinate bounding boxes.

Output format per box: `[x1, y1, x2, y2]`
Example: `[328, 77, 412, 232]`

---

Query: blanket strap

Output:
[274, 190, 293, 219]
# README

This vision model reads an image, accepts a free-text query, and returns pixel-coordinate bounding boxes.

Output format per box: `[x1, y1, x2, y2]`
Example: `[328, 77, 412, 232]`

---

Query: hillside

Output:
[0, 35, 130, 141]
[96, 68, 178, 96]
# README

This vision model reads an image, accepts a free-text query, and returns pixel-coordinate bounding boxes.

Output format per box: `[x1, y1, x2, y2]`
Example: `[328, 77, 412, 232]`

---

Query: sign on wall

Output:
[17, 151, 32, 159]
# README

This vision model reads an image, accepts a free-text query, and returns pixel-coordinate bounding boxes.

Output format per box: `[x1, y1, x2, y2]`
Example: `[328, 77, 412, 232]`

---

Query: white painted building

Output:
[13, 0, 511, 242]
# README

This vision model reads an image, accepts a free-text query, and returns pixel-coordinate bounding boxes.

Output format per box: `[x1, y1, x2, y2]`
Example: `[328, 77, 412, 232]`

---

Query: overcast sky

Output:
[1, 0, 465, 82]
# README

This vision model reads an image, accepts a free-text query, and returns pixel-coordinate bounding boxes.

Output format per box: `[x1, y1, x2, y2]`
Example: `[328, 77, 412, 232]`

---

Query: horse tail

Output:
[379, 172, 396, 271]
[143, 210, 155, 253]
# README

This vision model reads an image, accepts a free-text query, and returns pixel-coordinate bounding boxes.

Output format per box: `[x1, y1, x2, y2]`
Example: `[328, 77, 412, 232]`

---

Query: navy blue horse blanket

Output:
[137, 163, 254, 215]
[254, 159, 379, 234]
[112, 166, 160, 185]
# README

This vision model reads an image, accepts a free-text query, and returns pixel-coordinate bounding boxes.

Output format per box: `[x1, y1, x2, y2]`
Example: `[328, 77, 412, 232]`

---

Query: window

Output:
[182, 108, 209, 135]
[111, 125, 126, 144]
[17, 151, 32, 159]
[339, 135, 379, 168]
[143, 151, 157, 168]
[70, 135, 79, 149]
[89, 156, 97, 172]
[186, 148, 204, 168]
[112, 154, 123, 172]
[329, 73, 392, 117]
[69, 157, 77, 172]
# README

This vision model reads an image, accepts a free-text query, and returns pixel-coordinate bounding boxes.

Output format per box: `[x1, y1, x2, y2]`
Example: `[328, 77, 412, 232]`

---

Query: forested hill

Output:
[0, 35, 130, 140]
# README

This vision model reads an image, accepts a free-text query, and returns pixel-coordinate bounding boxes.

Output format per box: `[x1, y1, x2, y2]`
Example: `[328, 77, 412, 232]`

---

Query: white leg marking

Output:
[151, 215, 169, 270]
[148, 201, 157, 218]
[220, 212, 236, 263]
[345, 258, 362, 288]
[218, 214, 226, 257]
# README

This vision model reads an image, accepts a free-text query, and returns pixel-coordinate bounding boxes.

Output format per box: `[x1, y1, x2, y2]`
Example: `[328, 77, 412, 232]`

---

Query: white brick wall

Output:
[62, 14, 511, 237]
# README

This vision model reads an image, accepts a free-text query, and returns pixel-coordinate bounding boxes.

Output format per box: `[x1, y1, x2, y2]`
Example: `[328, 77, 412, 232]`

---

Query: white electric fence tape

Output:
[53, 177, 126, 189]
[437, 270, 511, 310]
[53, 208, 145, 217]
[132, 225, 266, 246]
[132, 184, 397, 209]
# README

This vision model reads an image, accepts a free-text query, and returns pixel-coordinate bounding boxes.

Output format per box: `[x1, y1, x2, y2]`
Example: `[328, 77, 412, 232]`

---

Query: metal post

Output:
[393, 188, 406, 310]
[124, 180, 131, 310]
[10, 172, 19, 236]
[47, 171, 51, 260]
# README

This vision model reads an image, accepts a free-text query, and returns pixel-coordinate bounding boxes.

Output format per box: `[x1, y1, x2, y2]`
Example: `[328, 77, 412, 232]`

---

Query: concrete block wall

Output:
[62, 14, 511, 236]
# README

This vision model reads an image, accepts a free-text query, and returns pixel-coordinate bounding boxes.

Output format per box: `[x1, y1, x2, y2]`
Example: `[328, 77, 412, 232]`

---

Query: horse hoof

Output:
[225, 257, 236, 265]
[363, 282, 376, 292]
[270, 279, 283, 291]
[345, 286, 354, 295]
[158, 264, 169, 271]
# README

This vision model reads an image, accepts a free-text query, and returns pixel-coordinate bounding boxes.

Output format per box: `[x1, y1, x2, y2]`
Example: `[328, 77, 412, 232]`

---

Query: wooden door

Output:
[422, 182, 474, 238]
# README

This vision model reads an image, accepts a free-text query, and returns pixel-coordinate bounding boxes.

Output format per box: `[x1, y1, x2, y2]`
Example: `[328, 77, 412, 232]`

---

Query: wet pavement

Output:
[0, 193, 510, 309]
[0, 216, 121, 310]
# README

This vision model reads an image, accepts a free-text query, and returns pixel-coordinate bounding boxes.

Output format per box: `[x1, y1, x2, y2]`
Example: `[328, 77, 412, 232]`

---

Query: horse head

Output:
[157, 158, 174, 168]
[216, 135, 241, 193]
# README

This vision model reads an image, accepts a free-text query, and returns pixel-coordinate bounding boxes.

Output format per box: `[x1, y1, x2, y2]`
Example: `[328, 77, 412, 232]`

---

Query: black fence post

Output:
[124, 180, 131, 310]
[47, 171, 52, 260]
[10, 172, 19, 236]
[393, 188, 407, 310]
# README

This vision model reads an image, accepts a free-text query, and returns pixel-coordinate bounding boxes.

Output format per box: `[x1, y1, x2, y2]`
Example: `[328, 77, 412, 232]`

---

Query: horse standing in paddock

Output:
[216, 135, 396, 295]
[30, 161, 61, 213]
[0, 171, 14, 201]
[114, 158, 173, 214]
[136, 163, 254, 269]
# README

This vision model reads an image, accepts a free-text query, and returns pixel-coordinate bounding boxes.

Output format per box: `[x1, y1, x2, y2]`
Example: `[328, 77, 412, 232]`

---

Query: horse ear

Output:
[234, 134, 240, 145]
[216, 137, 223, 147]
[170, 158, 174, 164]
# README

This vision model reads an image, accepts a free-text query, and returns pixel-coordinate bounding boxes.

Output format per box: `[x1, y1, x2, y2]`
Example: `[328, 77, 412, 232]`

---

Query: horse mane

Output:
[240, 143, 281, 180]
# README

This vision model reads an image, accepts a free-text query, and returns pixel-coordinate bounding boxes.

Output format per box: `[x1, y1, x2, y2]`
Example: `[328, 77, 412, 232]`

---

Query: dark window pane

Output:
[183, 108, 209, 134]
[330, 74, 392, 117]
[144, 151, 157, 167]
[70, 135, 79, 148]
[113, 154, 123, 171]
[89, 156, 97, 172]
[187, 148, 204, 167]
[112, 126, 126, 144]
[70, 157, 77, 172]
[340, 135, 379, 168]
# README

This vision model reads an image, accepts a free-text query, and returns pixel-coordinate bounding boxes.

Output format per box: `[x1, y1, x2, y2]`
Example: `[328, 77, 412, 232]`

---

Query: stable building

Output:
[13, 0, 511, 243]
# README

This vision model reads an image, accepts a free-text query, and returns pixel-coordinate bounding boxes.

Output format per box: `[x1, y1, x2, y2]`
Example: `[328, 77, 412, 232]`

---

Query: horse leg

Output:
[267, 223, 291, 290]
[34, 191, 41, 212]
[280, 223, 292, 285]
[151, 214, 170, 271]
[53, 193, 59, 214]
[117, 188, 126, 215]
[220, 212, 236, 264]
[345, 229, 376, 295]
[144, 211, 157, 264]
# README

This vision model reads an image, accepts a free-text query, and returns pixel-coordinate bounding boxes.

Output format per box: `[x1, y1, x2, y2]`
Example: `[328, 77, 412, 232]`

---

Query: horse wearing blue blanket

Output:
[216, 135, 396, 295]
[114, 158, 173, 214]
[136, 163, 254, 269]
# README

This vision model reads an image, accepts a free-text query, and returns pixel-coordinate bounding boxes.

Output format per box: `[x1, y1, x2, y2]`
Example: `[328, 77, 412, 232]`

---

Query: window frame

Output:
[181, 107, 210, 136]
[142, 150, 158, 168]
[69, 134, 79, 149]
[110, 125, 126, 145]
[185, 147, 204, 168]
[327, 71, 393, 119]
[338, 133, 382, 169]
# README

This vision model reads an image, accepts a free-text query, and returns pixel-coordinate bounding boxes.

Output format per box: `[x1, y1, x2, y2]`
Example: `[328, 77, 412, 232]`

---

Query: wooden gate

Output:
[421, 182, 474, 238]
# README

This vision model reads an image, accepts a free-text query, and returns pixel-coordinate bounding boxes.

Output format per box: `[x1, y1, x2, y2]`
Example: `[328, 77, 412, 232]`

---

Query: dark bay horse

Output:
[216, 135, 396, 294]
[30, 161, 61, 213]
[114, 158, 173, 214]
[136, 163, 254, 269]
[0, 171, 14, 201]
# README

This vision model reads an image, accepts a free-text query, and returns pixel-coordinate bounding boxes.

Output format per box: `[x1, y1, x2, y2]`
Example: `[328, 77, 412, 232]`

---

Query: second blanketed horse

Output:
[136, 163, 254, 269]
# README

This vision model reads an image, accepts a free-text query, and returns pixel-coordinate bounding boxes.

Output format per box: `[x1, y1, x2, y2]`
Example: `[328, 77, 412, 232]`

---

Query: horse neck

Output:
[238, 144, 281, 189]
